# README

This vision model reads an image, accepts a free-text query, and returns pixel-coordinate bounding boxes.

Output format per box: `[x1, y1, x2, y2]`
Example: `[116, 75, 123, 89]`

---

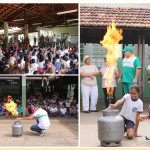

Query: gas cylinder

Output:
[12, 120, 23, 136]
[98, 108, 124, 147]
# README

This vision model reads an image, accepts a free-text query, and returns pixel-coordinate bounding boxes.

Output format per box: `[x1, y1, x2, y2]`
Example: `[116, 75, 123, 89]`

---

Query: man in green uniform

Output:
[118, 46, 141, 94]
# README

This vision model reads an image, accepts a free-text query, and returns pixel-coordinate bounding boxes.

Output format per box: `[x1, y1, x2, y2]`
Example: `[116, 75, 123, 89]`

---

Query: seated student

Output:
[17, 104, 23, 117]
[59, 103, 67, 117]
[59, 99, 65, 107]
[31, 59, 39, 74]
[110, 85, 143, 139]
[26, 104, 34, 117]
[68, 103, 77, 119]
[49, 103, 57, 117]
[57, 104, 61, 115]
[50, 96, 57, 104]
[9, 52, 17, 66]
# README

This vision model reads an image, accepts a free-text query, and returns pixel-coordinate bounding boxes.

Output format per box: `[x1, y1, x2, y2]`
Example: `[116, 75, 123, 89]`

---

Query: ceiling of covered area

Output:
[0, 3, 78, 32]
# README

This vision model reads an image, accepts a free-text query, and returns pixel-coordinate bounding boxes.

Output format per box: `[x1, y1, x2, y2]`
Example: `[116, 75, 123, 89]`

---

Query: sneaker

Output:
[40, 130, 46, 137]
[84, 111, 90, 113]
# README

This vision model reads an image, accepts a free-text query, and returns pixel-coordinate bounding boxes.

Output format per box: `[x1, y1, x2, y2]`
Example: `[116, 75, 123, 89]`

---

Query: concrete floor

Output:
[80, 100, 150, 147]
[0, 117, 78, 147]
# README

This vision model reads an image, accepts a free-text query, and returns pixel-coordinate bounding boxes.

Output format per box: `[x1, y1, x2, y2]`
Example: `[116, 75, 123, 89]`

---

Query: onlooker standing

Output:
[100, 57, 119, 108]
[53, 34, 57, 47]
[118, 46, 141, 94]
[80, 55, 99, 113]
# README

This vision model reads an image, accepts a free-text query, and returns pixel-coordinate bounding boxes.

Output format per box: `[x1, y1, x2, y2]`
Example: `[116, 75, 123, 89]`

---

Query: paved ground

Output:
[80, 100, 150, 147]
[0, 117, 78, 147]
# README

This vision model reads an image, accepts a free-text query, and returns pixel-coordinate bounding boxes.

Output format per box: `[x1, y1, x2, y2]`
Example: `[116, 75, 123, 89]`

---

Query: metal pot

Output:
[98, 108, 124, 147]
[12, 120, 23, 136]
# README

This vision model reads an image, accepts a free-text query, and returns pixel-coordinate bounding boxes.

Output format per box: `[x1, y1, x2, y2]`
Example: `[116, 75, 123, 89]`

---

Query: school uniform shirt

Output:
[31, 63, 39, 70]
[66, 60, 70, 69]
[100, 64, 118, 88]
[60, 51, 65, 57]
[38, 61, 45, 69]
[80, 65, 99, 86]
[60, 108, 67, 114]
[50, 99, 56, 104]
[21, 59, 25, 67]
[67, 36, 71, 42]
[122, 55, 141, 83]
[50, 107, 57, 113]
[59, 101, 64, 106]
[53, 37, 56, 42]
[65, 102, 71, 108]
[33, 108, 50, 129]
[31, 55, 38, 63]
[120, 94, 143, 124]
[64, 49, 69, 54]
[9, 56, 16, 64]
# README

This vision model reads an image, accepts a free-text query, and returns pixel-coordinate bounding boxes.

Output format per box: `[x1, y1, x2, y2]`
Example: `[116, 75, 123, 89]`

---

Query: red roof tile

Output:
[80, 6, 150, 28]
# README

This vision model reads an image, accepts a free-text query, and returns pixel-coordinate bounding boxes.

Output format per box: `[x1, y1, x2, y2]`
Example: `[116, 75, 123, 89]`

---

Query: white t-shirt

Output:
[60, 51, 65, 57]
[50, 107, 57, 112]
[59, 101, 64, 106]
[100, 65, 118, 88]
[64, 49, 69, 54]
[9, 56, 16, 64]
[31, 63, 39, 70]
[38, 61, 45, 69]
[67, 36, 71, 42]
[120, 94, 143, 124]
[56, 50, 61, 55]
[53, 37, 56, 42]
[66, 60, 70, 69]
[31, 55, 37, 63]
[65, 102, 71, 108]
[33, 108, 50, 129]
[60, 108, 67, 114]
[50, 99, 56, 104]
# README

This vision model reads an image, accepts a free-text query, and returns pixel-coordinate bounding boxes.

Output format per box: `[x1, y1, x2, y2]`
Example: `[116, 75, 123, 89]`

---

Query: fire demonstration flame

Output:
[4, 96, 18, 116]
[100, 20, 123, 98]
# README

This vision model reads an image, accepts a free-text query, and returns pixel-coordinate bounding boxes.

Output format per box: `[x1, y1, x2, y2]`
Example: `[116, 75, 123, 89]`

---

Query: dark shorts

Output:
[122, 116, 135, 129]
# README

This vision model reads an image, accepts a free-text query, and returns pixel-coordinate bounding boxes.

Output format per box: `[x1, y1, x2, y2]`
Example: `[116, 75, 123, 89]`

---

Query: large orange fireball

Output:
[4, 96, 18, 116]
[100, 20, 123, 98]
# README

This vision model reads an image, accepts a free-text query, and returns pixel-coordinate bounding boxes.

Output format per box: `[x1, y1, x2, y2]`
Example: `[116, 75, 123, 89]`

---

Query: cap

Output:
[83, 55, 90, 62]
[121, 46, 132, 52]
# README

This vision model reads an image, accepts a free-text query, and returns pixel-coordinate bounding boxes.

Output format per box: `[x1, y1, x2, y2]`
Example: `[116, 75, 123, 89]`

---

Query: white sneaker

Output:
[40, 130, 46, 137]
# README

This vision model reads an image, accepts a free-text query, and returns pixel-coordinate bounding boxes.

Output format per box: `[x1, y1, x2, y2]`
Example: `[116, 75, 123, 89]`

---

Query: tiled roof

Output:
[80, 6, 150, 28]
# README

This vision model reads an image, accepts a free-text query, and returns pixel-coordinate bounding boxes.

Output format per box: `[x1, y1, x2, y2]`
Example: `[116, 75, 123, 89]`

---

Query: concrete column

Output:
[141, 30, 145, 99]
[37, 26, 40, 44]
[24, 24, 28, 40]
[4, 22, 8, 47]
[21, 75, 26, 117]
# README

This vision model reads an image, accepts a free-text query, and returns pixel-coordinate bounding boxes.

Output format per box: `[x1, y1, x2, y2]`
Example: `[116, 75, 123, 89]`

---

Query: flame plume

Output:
[100, 20, 123, 98]
[4, 96, 18, 116]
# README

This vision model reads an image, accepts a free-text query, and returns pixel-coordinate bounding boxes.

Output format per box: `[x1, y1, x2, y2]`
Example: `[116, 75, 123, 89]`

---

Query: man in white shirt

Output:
[53, 34, 57, 48]
[18, 104, 50, 137]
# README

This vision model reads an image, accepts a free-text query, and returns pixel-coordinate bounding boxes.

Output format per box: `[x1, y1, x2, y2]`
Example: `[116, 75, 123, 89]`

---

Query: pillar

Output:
[138, 30, 141, 87]
[141, 30, 145, 99]
[24, 24, 28, 45]
[37, 26, 40, 44]
[21, 75, 26, 117]
[4, 22, 8, 47]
